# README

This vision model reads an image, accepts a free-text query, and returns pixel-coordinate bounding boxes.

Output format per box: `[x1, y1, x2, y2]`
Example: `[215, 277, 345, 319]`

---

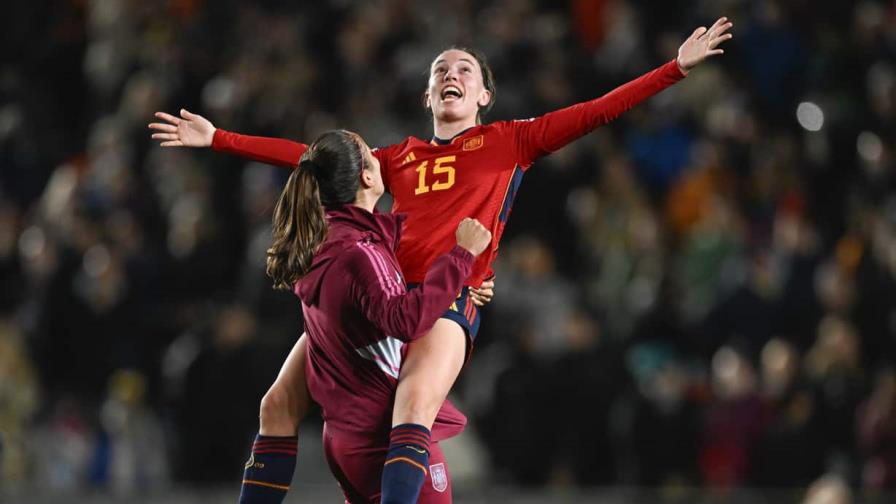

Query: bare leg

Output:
[380, 320, 466, 504]
[240, 334, 311, 503]
[259, 334, 311, 435]
[393, 319, 467, 428]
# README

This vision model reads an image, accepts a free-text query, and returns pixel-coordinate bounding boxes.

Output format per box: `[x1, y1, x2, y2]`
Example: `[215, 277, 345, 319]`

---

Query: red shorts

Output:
[322, 423, 452, 504]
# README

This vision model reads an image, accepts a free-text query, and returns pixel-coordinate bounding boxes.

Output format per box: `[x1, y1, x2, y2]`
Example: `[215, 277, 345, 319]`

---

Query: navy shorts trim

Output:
[406, 285, 481, 361]
[441, 286, 482, 340]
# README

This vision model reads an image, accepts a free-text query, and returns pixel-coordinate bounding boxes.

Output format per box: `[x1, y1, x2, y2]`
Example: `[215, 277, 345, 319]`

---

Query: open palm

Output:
[677, 17, 734, 74]
[148, 109, 215, 147]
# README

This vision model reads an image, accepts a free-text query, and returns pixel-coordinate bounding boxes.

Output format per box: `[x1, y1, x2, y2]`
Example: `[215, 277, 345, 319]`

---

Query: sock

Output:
[238, 434, 298, 504]
[380, 423, 431, 504]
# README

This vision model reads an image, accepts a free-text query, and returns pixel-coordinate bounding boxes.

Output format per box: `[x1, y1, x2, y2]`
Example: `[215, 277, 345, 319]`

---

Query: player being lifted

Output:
[269, 129, 489, 503]
[151, 16, 732, 504]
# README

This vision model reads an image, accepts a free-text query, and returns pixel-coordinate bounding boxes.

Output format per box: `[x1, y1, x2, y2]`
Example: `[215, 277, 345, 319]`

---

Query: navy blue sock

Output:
[238, 434, 298, 504]
[380, 423, 431, 504]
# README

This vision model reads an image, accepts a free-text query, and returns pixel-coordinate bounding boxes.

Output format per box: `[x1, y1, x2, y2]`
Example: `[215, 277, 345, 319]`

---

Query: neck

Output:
[353, 190, 378, 213]
[432, 116, 478, 141]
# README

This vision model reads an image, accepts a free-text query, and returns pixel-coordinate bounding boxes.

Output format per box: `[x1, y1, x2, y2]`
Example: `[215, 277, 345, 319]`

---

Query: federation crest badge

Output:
[430, 462, 448, 492]
[463, 135, 484, 151]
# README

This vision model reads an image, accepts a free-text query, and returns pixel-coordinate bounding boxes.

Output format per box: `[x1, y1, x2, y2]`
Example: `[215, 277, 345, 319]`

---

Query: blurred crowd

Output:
[2, 0, 896, 501]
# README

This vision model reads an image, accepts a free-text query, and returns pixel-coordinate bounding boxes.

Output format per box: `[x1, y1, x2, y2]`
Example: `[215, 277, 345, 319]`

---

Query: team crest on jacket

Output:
[430, 462, 448, 492]
[462, 135, 484, 151]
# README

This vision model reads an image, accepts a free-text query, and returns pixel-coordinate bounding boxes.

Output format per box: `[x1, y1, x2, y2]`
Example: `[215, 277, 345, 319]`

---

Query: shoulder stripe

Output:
[371, 246, 405, 296]
[358, 242, 403, 297]
[356, 242, 399, 298]
[364, 242, 403, 297]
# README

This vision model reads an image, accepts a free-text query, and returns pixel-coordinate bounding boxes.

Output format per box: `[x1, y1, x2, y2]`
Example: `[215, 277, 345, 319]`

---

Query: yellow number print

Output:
[415, 162, 429, 195]
[432, 156, 456, 191]
[414, 156, 456, 195]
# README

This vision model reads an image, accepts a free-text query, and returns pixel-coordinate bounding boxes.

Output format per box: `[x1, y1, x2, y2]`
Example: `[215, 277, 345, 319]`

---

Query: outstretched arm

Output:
[149, 108, 306, 168]
[513, 17, 733, 166]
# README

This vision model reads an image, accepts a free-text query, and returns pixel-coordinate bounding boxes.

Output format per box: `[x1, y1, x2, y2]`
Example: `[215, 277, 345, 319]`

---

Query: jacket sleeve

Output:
[211, 129, 308, 168]
[511, 59, 686, 167]
[350, 244, 474, 342]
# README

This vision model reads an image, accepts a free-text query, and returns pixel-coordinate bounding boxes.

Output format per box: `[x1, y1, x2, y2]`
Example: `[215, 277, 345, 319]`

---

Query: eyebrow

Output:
[433, 58, 477, 68]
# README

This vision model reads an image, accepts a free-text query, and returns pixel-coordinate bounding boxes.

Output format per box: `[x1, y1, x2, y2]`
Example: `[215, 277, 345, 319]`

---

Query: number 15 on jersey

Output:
[415, 156, 456, 195]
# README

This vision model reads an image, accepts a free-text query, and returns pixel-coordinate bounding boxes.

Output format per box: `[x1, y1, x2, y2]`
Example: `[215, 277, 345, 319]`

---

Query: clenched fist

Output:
[455, 218, 491, 257]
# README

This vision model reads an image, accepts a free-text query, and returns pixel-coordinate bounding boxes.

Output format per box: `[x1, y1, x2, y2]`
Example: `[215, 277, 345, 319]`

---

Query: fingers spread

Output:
[710, 22, 734, 39]
[148, 123, 177, 133]
[160, 141, 184, 147]
[707, 17, 727, 33]
[709, 33, 733, 48]
[692, 26, 708, 39]
[155, 111, 181, 125]
[152, 133, 178, 141]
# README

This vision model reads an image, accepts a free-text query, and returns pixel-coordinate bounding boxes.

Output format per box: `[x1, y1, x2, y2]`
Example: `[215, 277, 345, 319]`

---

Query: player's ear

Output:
[477, 89, 492, 108]
[360, 166, 376, 189]
[423, 90, 432, 111]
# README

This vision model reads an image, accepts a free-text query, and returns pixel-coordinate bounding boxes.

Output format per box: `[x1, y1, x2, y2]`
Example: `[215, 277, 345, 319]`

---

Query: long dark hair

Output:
[266, 130, 365, 289]
[425, 46, 497, 123]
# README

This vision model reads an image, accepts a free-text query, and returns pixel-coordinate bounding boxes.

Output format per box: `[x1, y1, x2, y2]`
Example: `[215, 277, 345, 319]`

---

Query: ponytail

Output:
[266, 130, 366, 289]
[266, 159, 328, 290]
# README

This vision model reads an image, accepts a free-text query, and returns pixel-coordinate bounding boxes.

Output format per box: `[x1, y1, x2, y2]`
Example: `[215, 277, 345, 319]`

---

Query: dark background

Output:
[1, 1, 895, 503]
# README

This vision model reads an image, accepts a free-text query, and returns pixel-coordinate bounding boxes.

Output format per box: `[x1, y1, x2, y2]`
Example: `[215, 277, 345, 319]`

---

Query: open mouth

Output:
[440, 86, 463, 101]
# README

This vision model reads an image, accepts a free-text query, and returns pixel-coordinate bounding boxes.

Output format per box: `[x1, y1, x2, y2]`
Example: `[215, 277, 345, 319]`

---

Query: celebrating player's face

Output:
[426, 49, 491, 124]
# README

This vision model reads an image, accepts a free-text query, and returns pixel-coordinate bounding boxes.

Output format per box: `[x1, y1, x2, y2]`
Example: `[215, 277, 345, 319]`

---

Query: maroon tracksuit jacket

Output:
[295, 204, 472, 445]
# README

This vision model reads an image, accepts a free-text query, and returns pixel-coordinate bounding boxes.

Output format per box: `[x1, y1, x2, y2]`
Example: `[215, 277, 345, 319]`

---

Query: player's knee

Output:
[259, 385, 298, 433]
[394, 384, 443, 425]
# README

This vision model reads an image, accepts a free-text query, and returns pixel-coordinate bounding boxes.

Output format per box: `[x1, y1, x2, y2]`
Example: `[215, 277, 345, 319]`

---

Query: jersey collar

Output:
[430, 126, 476, 146]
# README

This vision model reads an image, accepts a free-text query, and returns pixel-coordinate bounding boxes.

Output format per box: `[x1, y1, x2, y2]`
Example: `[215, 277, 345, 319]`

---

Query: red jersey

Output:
[297, 204, 474, 442]
[213, 59, 685, 285]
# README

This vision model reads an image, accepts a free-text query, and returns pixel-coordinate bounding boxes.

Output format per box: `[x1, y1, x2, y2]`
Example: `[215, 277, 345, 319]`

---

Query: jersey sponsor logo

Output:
[356, 336, 404, 379]
[430, 462, 448, 492]
[462, 135, 484, 151]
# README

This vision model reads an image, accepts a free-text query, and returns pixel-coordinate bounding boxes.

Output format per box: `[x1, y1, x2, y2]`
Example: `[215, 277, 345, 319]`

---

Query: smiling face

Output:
[425, 49, 493, 125]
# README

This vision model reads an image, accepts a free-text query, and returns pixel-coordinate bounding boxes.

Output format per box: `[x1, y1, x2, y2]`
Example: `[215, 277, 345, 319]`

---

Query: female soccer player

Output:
[150, 17, 732, 504]
[261, 128, 490, 503]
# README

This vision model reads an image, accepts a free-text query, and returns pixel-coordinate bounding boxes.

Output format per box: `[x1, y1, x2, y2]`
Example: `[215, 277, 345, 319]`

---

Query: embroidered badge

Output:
[462, 135, 484, 151]
[430, 462, 448, 492]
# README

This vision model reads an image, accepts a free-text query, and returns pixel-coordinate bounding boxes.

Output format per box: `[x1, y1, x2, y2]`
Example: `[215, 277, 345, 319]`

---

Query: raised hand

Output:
[148, 108, 215, 148]
[455, 218, 492, 257]
[677, 17, 733, 74]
